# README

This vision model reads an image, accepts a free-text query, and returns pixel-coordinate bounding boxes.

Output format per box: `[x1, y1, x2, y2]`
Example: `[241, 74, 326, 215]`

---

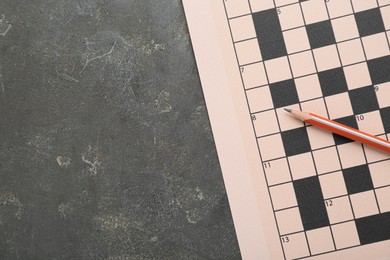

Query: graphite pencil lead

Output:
[284, 108, 292, 113]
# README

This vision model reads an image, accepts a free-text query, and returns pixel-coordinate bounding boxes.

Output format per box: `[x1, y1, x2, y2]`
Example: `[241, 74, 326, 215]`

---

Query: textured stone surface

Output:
[0, 0, 240, 259]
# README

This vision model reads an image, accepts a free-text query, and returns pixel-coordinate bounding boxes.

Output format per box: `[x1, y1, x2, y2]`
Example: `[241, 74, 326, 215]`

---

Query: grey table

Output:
[0, 0, 240, 259]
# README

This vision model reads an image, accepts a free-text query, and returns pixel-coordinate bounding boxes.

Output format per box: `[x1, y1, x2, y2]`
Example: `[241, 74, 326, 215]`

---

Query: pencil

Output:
[284, 108, 390, 153]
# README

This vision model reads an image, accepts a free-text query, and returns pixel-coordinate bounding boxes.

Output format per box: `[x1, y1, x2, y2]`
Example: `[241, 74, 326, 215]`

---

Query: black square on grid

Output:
[293, 176, 330, 231]
[260, 39, 288, 61]
[355, 8, 385, 37]
[343, 165, 374, 194]
[306, 20, 336, 49]
[349, 86, 379, 115]
[333, 116, 358, 145]
[368, 56, 390, 85]
[281, 127, 311, 156]
[252, 9, 287, 60]
[269, 79, 299, 108]
[252, 9, 282, 42]
[318, 68, 348, 97]
[380, 107, 390, 133]
[356, 212, 390, 245]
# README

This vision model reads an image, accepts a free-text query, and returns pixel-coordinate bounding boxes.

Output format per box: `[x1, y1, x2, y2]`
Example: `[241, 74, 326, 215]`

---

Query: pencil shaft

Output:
[289, 110, 390, 153]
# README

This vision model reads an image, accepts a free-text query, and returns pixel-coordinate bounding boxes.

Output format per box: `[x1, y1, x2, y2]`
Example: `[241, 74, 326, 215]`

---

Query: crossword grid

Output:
[223, 0, 390, 259]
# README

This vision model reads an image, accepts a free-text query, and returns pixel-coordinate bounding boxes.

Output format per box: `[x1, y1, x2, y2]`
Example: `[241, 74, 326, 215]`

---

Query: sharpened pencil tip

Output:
[284, 108, 292, 113]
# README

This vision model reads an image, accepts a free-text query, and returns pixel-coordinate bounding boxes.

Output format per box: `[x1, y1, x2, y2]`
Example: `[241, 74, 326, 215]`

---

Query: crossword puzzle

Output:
[224, 0, 390, 259]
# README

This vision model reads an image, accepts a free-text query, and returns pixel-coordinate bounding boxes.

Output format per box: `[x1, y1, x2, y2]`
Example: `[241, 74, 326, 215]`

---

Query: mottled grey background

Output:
[0, 0, 240, 259]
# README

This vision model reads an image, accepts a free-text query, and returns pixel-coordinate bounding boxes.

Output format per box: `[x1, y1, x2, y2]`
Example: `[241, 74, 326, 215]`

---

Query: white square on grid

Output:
[258, 134, 286, 161]
[337, 142, 366, 169]
[364, 136, 390, 164]
[301, 0, 329, 25]
[376, 82, 390, 108]
[332, 221, 360, 249]
[246, 86, 274, 112]
[275, 207, 304, 235]
[350, 190, 380, 219]
[313, 45, 341, 72]
[235, 38, 262, 65]
[376, 186, 390, 213]
[250, 0, 275, 13]
[326, 196, 354, 224]
[337, 39, 365, 66]
[306, 227, 335, 255]
[326, 0, 353, 19]
[370, 160, 390, 188]
[378, 0, 390, 6]
[319, 171, 347, 199]
[344, 62, 372, 90]
[264, 158, 292, 186]
[357, 110, 385, 136]
[331, 15, 359, 43]
[229, 15, 257, 42]
[283, 27, 310, 54]
[269, 182, 298, 210]
[289, 50, 316, 78]
[300, 98, 328, 118]
[224, 0, 251, 18]
[264, 56, 292, 83]
[351, 0, 378, 13]
[307, 125, 335, 150]
[242, 62, 268, 89]
[277, 104, 304, 131]
[282, 232, 310, 260]
[365, 145, 390, 164]
[288, 152, 317, 180]
[295, 74, 323, 102]
[325, 93, 353, 119]
[253, 110, 280, 137]
[362, 32, 390, 60]
[314, 147, 341, 175]
[381, 5, 390, 30]
[279, 3, 305, 31]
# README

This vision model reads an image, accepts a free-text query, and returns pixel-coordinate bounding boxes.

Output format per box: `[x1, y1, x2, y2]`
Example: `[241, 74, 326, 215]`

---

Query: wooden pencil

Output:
[285, 108, 390, 153]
